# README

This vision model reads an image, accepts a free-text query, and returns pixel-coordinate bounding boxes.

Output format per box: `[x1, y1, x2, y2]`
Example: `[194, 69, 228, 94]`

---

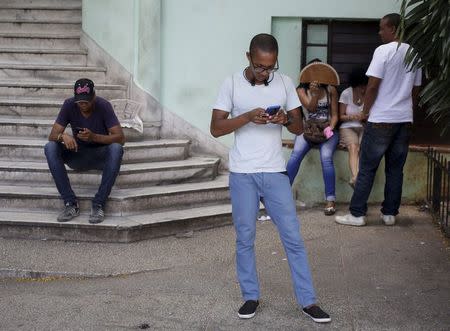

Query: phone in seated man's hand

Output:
[73, 127, 84, 134]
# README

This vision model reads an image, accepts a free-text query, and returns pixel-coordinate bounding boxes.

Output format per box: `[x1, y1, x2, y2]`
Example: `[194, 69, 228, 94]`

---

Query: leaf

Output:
[401, 0, 450, 132]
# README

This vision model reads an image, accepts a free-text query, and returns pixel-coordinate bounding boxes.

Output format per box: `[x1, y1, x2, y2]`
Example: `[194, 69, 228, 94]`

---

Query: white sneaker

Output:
[335, 214, 366, 226]
[381, 214, 395, 226]
[257, 215, 271, 221]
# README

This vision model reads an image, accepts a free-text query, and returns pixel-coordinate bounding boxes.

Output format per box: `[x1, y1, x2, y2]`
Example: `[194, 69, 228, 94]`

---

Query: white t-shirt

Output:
[213, 71, 301, 173]
[339, 87, 363, 129]
[366, 42, 422, 123]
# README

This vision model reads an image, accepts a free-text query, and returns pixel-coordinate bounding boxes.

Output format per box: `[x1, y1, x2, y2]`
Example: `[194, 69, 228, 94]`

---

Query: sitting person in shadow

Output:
[44, 78, 125, 224]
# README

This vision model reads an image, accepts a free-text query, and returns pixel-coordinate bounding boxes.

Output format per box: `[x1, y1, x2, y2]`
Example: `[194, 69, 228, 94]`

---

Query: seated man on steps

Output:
[44, 78, 125, 224]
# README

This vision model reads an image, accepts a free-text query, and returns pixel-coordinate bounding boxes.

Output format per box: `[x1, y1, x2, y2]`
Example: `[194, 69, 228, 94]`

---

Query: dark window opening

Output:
[301, 19, 449, 146]
[302, 20, 380, 91]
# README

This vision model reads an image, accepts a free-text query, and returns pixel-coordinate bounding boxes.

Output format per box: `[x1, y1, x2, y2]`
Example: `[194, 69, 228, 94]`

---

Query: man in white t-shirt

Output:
[336, 13, 422, 227]
[210, 33, 330, 323]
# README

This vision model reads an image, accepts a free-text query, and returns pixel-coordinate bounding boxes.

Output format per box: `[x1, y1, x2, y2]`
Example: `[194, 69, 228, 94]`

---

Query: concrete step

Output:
[0, 0, 81, 10]
[0, 98, 61, 117]
[0, 174, 229, 215]
[0, 117, 162, 141]
[0, 64, 106, 82]
[0, 203, 233, 242]
[0, 48, 87, 65]
[0, 8, 81, 21]
[0, 137, 190, 163]
[0, 157, 220, 188]
[0, 32, 81, 49]
[0, 117, 55, 137]
[0, 20, 81, 33]
[0, 117, 160, 140]
[0, 83, 127, 106]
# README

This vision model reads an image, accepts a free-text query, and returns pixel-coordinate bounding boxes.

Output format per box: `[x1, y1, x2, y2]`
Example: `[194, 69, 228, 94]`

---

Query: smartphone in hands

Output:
[265, 105, 281, 116]
[74, 127, 84, 134]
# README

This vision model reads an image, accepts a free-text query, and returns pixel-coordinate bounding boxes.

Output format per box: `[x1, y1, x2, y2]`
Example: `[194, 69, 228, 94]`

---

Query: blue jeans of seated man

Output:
[350, 122, 411, 217]
[229, 172, 316, 308]
[44, 141, 123, 207]
[286, 133, 339, 201]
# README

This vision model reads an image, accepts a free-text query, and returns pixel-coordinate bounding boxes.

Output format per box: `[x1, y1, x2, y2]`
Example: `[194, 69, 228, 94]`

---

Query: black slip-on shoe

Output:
[302, 305, 331, 323]
[238, 300, 259, 319]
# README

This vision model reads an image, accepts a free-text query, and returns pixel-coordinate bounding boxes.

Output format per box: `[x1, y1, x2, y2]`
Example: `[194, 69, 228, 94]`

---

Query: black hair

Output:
[348, 67, 368, 88]
[249, 33, 278, 56]
[383, 13, 401, 31]
[307, 58, 322, 65]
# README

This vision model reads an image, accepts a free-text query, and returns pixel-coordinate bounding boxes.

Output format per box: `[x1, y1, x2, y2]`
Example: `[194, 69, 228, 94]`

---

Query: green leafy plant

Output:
[399, 0, 450, 134]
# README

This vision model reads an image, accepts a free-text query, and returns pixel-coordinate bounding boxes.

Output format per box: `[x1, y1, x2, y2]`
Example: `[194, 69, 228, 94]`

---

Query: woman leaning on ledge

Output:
[286, 59, 339, 216]
[338, 67, 368, 189]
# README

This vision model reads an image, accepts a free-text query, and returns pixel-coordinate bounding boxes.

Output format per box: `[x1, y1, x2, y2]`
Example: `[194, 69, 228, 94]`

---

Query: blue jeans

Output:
[44, 141, 123, 207]
[286, 133, 339, 201]
[229, 172, 316, 307]
[350, 122, 411, 217]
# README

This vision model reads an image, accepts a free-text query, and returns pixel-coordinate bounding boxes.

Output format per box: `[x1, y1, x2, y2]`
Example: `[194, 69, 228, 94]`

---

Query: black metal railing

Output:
[425, 147, 449, 237]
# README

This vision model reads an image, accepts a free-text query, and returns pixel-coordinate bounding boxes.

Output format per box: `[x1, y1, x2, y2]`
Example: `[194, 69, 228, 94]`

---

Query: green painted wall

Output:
[160, 0, 400, 146]
[82, 0, 161, 99]
[82, 0, 135, 73]
[136, 0, 161, 100]
[81, 0, 430, 205]
[82, 0, 400, 143]
[285, 149, 428, 206]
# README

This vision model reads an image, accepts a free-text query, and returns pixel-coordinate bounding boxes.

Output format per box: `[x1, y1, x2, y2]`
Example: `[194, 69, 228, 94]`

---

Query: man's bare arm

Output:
[210, 108, 268, 138]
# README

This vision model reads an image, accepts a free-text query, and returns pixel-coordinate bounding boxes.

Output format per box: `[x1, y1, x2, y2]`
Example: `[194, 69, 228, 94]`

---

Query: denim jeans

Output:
[286, 133, 339, 201]
[229, 172, 316, 307]
[350, 122, 411, 217]
[44, 141, 124, 207]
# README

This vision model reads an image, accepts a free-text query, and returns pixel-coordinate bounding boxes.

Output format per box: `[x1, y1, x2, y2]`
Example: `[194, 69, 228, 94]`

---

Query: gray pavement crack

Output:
[0, 266, 173, 281]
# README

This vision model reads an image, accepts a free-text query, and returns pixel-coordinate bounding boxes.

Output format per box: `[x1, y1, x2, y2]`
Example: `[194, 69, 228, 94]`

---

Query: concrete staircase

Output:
[0, 0, 232, 242]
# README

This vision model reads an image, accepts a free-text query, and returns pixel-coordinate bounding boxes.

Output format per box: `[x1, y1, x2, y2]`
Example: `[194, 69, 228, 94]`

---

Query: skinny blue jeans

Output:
[286, 133, 339, 201]
[229, 172, 317, 307]
[44, 141, 123, 207]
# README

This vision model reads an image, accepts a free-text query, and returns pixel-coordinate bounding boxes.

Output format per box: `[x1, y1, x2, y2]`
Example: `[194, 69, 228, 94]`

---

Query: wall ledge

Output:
[282, 139, 450, 153]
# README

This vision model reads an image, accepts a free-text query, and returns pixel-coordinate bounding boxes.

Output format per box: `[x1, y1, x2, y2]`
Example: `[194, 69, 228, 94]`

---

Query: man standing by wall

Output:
[336, 13, 422, 227]
[210, 33, 331, 323]
[45, 78, 125, 224]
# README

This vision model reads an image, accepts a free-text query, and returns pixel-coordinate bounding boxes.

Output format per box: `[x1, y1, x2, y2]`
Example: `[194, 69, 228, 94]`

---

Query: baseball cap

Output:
[74, 78, 95, 102]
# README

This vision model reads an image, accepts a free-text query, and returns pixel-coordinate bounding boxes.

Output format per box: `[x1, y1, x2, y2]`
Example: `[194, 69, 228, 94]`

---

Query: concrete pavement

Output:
[0, 205, 449, 330]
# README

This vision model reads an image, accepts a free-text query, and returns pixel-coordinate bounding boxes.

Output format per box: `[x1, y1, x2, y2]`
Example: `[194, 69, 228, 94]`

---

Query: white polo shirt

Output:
[213, 71, 300, 173]
[366, 42, 422, 123]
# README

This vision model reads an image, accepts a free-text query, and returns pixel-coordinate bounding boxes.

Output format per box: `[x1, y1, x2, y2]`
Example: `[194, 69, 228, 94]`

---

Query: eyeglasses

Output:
[250, 55, 279, 74]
